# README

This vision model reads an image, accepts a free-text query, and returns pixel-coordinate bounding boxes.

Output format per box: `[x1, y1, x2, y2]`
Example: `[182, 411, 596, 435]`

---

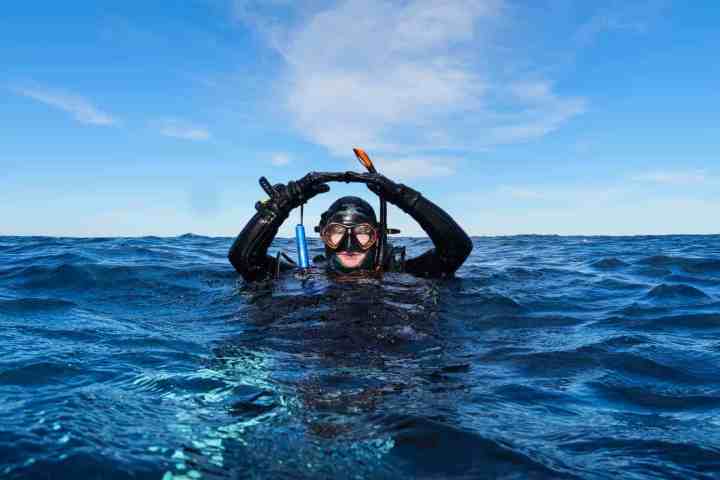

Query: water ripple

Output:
[2, 234, 720, 479]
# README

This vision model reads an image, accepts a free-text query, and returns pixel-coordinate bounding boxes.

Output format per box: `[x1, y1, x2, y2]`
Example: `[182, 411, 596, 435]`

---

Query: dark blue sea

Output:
[2, 235, 720, 479]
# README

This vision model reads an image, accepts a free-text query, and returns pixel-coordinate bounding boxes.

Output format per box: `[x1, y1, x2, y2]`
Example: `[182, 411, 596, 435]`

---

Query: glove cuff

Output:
[255, 199, 290, 223]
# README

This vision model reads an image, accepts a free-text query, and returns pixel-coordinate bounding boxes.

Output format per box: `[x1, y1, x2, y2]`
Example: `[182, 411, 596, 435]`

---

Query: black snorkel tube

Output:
[353, 148, 387, 271]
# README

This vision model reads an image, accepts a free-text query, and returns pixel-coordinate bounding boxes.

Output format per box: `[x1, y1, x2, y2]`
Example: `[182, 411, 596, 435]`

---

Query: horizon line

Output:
[2, 232, 718, 239]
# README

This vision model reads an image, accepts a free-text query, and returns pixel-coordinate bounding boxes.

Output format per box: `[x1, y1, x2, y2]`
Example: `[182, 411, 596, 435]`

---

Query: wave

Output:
[3, 235, 720, 479]
[0, 360, 87, 387]
[590, 257, 629, 270]
[645, 283, 710, 300]
[3, 262, 233, 293]
[598, 313, 720, 330]
[0, 297, 77, 313]
[638, 255, 720, 274]
[594, 277, 648, 291]
[590, 375, 720, 411]
[558, 437, 720, 478]
[381, 415, 576, 478]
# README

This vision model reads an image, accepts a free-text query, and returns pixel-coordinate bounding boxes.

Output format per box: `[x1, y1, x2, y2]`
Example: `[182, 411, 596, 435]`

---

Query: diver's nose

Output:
[342, 229, 353, 251]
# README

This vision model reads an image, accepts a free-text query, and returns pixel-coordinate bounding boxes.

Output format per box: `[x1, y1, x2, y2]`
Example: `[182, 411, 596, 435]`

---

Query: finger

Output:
[296, 173, 316, 189]
[343, 171, 374, 183]
[366, 184, 382, 195]
[307, 172, 326, 184]
[320, 172, 351, 183]
[308, 171, 339, 182]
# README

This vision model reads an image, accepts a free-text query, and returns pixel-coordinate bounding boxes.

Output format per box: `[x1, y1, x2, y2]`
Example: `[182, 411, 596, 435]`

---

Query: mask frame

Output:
[320, 222, 379, 251]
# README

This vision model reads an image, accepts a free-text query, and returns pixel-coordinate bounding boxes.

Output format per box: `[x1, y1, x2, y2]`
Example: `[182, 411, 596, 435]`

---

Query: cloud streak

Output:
[14, 86, 117, 126]
[157, 119, 211, 141]
[631, 170, 707, 185]
[575, 0, 670, 47]
[378, 156, 457, 180]
[497, 185, 544, 200]
[236, 0, 586, 160]
[270, 152, 291, 166]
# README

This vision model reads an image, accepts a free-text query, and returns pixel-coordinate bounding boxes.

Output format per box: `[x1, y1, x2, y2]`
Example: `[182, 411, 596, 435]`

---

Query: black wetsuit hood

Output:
[318, 196, 379, 273]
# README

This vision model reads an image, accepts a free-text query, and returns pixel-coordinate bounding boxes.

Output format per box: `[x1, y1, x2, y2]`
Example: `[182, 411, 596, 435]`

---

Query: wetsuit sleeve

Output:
[228, 205, 292, 282]
[228, 173, 333, 282]
[390, 188, 473, 277]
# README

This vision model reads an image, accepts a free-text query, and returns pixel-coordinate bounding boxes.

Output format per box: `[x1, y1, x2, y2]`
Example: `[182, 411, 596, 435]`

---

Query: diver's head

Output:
[318, 196, 379, 273]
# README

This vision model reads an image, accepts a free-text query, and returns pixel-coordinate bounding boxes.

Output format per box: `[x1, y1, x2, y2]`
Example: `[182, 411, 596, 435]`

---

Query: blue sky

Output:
[2, 0, 718, 236]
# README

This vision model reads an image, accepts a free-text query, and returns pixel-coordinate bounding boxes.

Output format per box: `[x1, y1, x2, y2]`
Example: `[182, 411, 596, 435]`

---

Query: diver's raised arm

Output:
[349, 172, 473, 277]
[228, 173, 331, 282]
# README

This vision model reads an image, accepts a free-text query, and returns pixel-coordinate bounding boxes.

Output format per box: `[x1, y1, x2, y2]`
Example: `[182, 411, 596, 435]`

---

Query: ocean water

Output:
[2, 234, 720, 479]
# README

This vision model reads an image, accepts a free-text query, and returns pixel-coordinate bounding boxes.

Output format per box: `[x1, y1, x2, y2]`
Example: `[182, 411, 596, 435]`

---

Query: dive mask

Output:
[320, 222, 378, 251]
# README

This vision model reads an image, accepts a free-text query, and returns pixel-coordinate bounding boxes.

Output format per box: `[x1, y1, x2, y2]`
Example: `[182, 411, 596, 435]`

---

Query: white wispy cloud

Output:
[377, 156, 457, 180]
[451, 179, 718, 236]
[270, 152, 291, 166]
[157, 119, 211, 141]
[574, 0, 669, 47]
[631, 170, 707, 185]
[497, 185, 544, 200]
[235, 0, 586, 161]
[13, 86, 117, 126]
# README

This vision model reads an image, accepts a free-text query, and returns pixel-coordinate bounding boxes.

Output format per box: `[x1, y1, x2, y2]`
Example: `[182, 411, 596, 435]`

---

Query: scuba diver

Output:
[228, 150, 473, 282]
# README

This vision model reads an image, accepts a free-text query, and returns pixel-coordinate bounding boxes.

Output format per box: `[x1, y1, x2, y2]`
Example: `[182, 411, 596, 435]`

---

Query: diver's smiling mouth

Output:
[336, 251, 368, 269]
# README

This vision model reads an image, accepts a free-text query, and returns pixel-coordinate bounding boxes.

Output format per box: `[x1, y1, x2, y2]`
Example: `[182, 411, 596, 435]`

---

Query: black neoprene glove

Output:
[255, 172, 332, 218]
[344, 172, 422, 212]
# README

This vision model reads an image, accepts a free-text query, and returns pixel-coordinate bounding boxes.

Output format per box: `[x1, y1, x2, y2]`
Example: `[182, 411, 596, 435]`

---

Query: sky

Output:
[2, 0, 719, 237]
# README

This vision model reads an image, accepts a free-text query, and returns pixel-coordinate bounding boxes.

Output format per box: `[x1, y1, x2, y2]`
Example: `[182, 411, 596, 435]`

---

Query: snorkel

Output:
[353, 148, 387, 271]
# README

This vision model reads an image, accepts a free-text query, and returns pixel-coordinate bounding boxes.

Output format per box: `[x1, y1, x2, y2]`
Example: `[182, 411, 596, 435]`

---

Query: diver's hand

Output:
[257, 172, 331, 217]
[343, 172, 421, 209]
[290, 172, 333, 206]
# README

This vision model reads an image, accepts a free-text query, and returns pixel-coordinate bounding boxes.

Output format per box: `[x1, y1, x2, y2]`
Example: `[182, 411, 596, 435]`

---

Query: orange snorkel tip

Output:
[353, 148, 376, 173]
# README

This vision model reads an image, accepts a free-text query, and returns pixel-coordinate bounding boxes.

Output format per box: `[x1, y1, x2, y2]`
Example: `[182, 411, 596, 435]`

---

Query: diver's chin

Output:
[335, 251, 368, 269]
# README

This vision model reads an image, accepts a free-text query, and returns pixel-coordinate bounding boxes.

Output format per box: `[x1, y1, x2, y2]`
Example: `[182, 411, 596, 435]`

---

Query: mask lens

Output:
[322, 223, 378, 250]
[323, 224, 347, 249]
[355, 232, 371, 245]
[353, 224, 377, 249]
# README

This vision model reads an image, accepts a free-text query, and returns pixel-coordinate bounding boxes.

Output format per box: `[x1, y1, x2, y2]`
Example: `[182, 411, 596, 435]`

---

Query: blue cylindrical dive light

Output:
[295, 224, 310, 269]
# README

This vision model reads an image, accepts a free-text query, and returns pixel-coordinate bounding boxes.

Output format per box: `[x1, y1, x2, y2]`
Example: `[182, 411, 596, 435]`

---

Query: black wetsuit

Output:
[229, 176, 473, 282]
